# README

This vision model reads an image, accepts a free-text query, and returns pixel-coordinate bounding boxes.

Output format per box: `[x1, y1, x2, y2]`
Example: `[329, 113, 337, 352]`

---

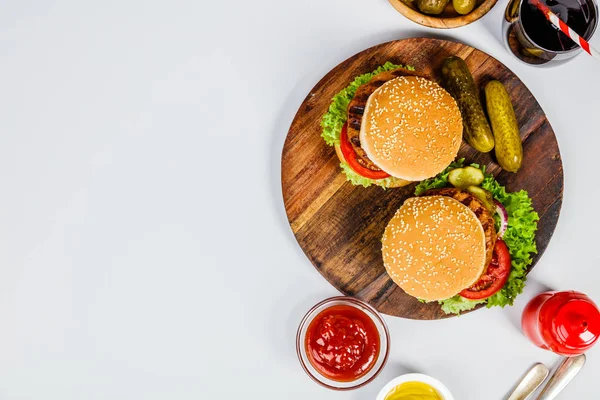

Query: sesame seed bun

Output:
[334, 144, 412, 188]
[382, 196, 487, 301]
[360, 76, 463, 181]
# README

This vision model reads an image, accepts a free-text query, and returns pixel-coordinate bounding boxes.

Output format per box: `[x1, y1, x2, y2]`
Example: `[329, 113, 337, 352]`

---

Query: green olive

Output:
[416, 0, 450, 14]
[453, 0, 476, 14]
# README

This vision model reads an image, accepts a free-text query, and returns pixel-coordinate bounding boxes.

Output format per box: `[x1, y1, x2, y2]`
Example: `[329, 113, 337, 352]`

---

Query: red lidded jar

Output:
[522, 291, 600, 356]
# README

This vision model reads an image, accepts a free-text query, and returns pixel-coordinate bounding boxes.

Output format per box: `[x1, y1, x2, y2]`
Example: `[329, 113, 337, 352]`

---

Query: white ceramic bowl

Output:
[376, 373, 454, 400]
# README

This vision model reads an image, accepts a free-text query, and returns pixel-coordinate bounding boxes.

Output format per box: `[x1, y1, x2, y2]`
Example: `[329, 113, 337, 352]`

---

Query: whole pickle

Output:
[453, 0, 476, 14]
[441, 56, 495, 153]
[484, 80, 523, 172]
[417, 0, 450, 14]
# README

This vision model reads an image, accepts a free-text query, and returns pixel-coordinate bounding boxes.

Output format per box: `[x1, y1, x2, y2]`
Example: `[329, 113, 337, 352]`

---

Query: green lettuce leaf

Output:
[481, 174, 539, 308]
[339, 163, 410, 188]
[439, 296, 486, 315]
[339, 163, 395, 188]
[321, 62, 408, 145]
[321, 62, 414, 188]
[414, 160, 539, 314]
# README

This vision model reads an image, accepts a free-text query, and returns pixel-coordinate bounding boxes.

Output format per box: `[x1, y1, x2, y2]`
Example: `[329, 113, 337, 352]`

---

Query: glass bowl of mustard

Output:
[376, 373, 455, 400]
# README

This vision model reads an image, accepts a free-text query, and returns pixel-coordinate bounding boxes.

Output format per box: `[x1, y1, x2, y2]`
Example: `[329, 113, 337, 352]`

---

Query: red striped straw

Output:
[530, 0, 600, 59]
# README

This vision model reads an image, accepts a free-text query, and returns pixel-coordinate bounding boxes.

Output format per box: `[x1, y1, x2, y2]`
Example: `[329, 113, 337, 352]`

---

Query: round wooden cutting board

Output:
[281, 38, 563, 320]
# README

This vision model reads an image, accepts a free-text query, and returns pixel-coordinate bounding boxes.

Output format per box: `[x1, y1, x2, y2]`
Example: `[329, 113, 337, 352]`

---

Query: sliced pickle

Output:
[466, 186, 495, 212]
[448, 166, 484, 189]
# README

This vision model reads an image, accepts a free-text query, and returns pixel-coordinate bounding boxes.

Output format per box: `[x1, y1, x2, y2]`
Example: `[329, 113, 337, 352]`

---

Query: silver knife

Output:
[536, 354, 586, 400]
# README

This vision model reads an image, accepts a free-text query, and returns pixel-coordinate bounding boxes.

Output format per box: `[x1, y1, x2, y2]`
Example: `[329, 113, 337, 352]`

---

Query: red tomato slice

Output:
[340, 123, 390, 180]
[460, 239, 511, 300]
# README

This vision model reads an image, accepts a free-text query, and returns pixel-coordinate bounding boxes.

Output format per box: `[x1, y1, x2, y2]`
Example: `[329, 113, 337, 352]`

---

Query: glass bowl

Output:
[296, 296, 390, 390]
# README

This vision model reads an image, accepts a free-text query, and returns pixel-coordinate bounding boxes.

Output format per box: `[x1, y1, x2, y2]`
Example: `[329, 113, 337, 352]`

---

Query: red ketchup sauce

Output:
[304, 304, 380, 382]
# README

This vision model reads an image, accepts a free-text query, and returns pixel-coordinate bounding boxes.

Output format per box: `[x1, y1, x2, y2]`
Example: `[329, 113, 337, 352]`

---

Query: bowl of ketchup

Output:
[296, 296, 390, 390]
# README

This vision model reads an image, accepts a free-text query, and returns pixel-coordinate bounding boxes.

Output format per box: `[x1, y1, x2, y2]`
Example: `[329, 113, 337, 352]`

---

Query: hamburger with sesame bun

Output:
[382, 193, 492, 302]
[321, 63, 463, 188]
[359, 76, 462, 182]
[379, 160, 540, 315]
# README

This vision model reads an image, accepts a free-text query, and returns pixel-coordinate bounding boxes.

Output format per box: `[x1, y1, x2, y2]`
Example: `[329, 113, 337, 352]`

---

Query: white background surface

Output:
[0, 0, 599, 399]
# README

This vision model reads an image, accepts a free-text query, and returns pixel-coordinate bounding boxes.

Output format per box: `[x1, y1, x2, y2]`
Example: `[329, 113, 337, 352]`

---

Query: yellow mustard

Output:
[384, 381, 443, 400]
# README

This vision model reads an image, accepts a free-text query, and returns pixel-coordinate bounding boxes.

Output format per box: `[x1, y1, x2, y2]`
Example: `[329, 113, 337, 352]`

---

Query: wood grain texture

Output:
[388, 0, 498, 29]
[281, 38, 563, 320]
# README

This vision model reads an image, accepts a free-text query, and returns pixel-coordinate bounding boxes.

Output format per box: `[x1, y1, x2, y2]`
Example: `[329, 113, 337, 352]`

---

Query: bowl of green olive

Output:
[388, 0, 498, 28]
